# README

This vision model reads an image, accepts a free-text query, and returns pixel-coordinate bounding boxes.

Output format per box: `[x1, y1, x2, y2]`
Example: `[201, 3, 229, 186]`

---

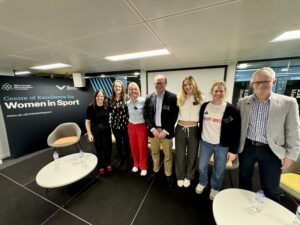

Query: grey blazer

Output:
[237, 93, 300, 161]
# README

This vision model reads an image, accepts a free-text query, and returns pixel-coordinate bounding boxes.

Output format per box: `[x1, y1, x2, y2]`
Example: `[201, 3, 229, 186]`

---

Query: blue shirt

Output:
[127, 97, 145, 124]
[247, 96, 270, 144]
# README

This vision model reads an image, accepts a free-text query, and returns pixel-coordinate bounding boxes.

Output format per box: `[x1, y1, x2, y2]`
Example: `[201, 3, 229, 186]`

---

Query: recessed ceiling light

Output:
[104, 49, 170, 61]
[271, 29, 300, 42]
[15, 71, 31, 75]
[237, 63, 249, 69]
[134, 72, 140, 75]
[281, 68, 289, 72]
[30, 63, 71, 70]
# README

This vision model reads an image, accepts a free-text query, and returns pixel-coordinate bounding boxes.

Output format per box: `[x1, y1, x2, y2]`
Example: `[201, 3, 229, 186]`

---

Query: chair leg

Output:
[228, 170, 234, 188]
[75, 143, 80, 152]
[78, 142, 84, 151]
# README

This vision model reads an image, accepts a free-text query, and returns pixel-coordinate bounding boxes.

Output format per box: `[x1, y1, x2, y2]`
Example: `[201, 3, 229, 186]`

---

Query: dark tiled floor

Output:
[0, 139, 296, 225]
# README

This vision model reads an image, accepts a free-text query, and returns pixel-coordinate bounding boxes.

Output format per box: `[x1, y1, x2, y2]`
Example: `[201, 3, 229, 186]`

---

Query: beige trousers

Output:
[149, 136, 173, 176]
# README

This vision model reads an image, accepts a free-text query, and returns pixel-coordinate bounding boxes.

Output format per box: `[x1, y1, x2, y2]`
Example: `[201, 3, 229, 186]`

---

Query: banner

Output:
[232, 81, 253, 105]
[284, 80, 300, 113]
[0, 76, 92, 158]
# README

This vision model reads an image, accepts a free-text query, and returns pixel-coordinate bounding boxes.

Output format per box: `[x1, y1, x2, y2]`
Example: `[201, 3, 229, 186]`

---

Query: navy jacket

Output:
[143, 90, 179, 139]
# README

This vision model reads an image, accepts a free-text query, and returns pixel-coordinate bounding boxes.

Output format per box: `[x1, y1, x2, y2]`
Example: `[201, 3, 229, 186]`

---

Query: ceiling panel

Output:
[129, 0, 237, 20]
[71, 56, 136, 74]
[64, 24, 163, 57]
[16, 45, 90, 64]
[121, 54, 180, 70]
[148, 0, 300, 43]
[0, 0, 142, 42]
[0, 28, 49, 54]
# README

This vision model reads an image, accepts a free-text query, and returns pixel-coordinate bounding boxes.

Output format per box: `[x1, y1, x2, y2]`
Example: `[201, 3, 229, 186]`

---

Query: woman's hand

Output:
[88, 133, 94, 142]
[227, 152, 236, 162]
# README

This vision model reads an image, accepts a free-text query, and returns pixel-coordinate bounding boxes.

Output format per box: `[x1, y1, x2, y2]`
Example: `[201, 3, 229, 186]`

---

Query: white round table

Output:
[36, 152, 98, 188]
[213, 188, 295, 225]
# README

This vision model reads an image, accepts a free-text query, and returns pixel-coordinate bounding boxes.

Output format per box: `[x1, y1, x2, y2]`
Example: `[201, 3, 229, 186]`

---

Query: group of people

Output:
[85, 67, 300, 202]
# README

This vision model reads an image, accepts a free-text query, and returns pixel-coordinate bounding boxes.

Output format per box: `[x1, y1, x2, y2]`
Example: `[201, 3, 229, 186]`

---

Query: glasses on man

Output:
[154, 82, 165, 85]
[251, 80, 272, 86]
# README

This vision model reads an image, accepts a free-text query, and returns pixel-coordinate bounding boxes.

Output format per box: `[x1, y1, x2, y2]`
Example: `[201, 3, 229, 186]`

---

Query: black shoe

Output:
[147, 172, 157, 181]
[166, 175, 173, 187]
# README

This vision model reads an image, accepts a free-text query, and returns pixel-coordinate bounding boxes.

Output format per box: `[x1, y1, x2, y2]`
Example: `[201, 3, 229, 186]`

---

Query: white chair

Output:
[47, 122, 82, 154]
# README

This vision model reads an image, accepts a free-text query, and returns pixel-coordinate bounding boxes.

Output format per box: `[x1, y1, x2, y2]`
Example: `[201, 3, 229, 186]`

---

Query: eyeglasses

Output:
[251, 80, 272, 86]
[154, 82, 165, 85]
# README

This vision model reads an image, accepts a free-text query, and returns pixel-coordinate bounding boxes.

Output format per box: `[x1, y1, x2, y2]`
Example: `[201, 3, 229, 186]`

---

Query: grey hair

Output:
[251, 67, 276, 82]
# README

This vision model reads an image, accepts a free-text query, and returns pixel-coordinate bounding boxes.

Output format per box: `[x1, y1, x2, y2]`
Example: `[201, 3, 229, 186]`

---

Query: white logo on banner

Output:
[56, 85, 77, 90]
[2, 83, 13, 91]
[56, 85, 66, 90]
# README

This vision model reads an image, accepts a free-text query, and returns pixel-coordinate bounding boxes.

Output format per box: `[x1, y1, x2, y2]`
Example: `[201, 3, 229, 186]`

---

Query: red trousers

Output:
[128, 122, 148, 170]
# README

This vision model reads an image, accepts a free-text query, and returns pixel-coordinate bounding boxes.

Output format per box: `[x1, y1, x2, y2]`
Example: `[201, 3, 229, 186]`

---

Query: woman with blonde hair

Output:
[109, 80, 131, 170]
[175, 76, 204, 188]
[195, 81, 241, 200]
[127, 82, 148, 176]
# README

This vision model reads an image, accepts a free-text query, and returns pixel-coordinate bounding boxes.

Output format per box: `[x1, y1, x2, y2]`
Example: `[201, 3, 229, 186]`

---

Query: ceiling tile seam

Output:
[125, 1, 181, 64]
[129, 0, 242, 22]
[163, 26, 288, 46]
[0, 26, 53, 44]
[59, 21, 145, 45]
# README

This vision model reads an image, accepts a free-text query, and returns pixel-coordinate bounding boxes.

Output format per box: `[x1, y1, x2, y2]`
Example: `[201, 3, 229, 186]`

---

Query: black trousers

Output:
[112, 128, 131, 163]
[92, 124, 112, 169]
[239, 140, 282, 202]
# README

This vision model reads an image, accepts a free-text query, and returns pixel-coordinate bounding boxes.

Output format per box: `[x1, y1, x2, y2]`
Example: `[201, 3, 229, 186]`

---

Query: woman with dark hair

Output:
[109, 80, 131, 169]
[85, 90, 112, 175]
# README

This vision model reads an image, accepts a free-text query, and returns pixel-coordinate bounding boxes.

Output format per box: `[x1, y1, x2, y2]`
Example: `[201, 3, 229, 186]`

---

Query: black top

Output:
[108, 98, 129, 130]
[143, 90, 179, 139]
[198, 101, 241, 153]
[86, 105, 110, 125]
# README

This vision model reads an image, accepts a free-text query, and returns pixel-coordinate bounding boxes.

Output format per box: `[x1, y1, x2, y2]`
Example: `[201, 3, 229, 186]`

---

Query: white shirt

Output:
[202, 102, 226, 144]
[178, 95, 201, 122]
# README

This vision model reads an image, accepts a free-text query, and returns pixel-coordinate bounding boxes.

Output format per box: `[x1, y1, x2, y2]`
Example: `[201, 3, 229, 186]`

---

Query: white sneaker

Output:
[132, 167, 138, 172]
[177, 180, 184, 187]
[183, 178, 190, 188]
[140, 170, 147, 176]
[195, 184, 205, 194]
[209, 189, 219, 200]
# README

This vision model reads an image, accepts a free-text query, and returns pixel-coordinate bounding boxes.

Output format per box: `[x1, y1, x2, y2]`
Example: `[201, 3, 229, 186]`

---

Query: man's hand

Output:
[152, 128, 160, 138]
[158, 131, 166, 139]
[281, 158, 294, 170]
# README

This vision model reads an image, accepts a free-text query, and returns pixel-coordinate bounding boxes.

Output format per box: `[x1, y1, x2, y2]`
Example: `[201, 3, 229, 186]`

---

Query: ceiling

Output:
[0, 0, 300, 76]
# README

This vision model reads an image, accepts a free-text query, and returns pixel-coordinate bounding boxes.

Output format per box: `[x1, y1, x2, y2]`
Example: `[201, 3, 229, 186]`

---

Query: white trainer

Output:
[183, 178, 190, 188]
[132, 167, 138, 172]
[209, 189, 219, 200]
[195, 184, 205, 194]
[140, 170, 147, 176]
[177, 180, 184, 187]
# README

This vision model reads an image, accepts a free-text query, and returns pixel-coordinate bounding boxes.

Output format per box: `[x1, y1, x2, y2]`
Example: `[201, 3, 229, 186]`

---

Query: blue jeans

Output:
[198, 140, 229, 190]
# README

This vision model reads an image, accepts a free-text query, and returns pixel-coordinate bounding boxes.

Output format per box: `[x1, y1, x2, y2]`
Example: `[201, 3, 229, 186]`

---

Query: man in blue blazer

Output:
[238, 67, 300, 202]
[144, 74, 179, 187]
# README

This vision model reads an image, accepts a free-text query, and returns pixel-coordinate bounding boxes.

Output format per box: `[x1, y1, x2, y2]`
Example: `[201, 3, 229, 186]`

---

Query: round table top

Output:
[36, 152, 97, 188]
[213, 188, 295, 225]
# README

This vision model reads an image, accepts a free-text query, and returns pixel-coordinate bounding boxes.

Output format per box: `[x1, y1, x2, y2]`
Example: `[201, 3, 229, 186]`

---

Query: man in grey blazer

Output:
[237, 67, 300, 202]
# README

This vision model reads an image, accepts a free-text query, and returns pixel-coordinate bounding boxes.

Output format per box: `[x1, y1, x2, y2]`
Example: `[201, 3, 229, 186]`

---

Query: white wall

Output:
[147, 67, 226, 101]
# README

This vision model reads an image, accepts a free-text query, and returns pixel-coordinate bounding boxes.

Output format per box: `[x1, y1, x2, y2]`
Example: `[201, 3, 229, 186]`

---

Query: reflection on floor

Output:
[0, 137, 296, 225]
